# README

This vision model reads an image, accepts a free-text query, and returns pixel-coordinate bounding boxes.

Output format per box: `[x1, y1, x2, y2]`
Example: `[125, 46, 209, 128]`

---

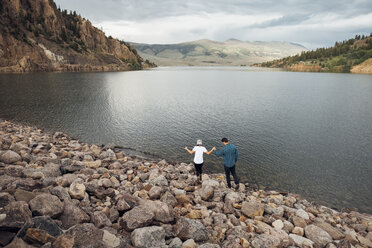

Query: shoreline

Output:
[1, 119, 372, 247]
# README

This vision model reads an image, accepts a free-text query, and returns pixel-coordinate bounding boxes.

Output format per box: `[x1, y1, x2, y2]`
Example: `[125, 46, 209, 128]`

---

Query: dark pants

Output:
[224, 165, 239, 188]
[194, 162, 203, 177]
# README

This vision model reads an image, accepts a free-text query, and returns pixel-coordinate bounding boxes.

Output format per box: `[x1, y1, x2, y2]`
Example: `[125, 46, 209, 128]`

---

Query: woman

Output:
[185, 139, 215, 183]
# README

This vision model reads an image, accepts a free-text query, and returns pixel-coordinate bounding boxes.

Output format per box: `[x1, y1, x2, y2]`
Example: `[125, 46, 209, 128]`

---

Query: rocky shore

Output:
[0, 119, 372, 248]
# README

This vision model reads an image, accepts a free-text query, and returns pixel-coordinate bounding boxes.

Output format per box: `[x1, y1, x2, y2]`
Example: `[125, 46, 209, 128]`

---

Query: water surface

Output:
[0, 67, 371, 213]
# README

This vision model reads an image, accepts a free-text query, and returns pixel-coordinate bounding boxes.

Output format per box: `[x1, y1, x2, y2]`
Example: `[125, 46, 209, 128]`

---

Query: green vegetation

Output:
[258, 33, 372, 72]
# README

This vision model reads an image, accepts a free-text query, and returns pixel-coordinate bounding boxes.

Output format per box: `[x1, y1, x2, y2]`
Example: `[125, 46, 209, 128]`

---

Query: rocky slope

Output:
[132, 39, 307, 66]
[0, 0, 155, 72]
[1, 119, 372, 248]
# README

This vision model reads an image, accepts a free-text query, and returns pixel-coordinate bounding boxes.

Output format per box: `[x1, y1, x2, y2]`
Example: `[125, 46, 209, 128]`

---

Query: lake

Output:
[0, 67, 371, 213]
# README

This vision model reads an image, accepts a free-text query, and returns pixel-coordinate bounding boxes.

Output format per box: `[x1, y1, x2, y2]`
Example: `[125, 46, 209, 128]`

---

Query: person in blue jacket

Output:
[213, 137, 239, 189]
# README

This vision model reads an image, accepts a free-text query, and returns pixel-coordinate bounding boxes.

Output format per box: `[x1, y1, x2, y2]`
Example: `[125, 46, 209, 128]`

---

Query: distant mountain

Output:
[255, 33, 372, 73]
[0, 0, 154, 72]
[131, 39, 308, 66]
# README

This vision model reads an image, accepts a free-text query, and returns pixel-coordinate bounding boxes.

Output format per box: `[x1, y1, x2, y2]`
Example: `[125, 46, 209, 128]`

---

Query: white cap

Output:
[196, 139, 202, 145]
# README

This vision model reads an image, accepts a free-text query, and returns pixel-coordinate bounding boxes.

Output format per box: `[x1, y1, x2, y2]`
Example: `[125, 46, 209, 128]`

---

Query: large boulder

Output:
[91, 211, 112, 228]
[289, 234, 314, 247]
[119, 205, 154, 231]
[14, 189, 36, 203]
[146, 200, 174, 223]
[17, 216, 63, 240]
[0, 150, 21, 164]
[102, 230, 122, 248]
[251, 234, 281, 248]
[42, 163, 61, 178]
[173, 217, 208, 242]
[59, 201, 90, 229]
[199, 185, 214, 201]
[0, 192, 14, 208]
[223, 192, 241, 214]
[148, 186, 162, 200]
[314, 221, 345, 240]
[0, 201, 32, 230]
[29, 194, 64, 218]
[65, 223, 105, 248]
[304, 224, 333, 247]
[131, 226, 166, 248]
[241, 201, 264, 218]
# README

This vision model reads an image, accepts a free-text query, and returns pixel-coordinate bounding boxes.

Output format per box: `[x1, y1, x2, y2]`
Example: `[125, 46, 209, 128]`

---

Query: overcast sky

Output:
[54, 0, 372, 49]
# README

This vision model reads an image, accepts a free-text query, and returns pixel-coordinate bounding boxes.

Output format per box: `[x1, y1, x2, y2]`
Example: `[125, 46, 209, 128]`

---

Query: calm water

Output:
[0, 67, 371, 213]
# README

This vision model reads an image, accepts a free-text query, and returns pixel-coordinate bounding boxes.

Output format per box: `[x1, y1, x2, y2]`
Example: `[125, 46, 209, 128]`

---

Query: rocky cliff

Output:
[0, 0, 155, 72]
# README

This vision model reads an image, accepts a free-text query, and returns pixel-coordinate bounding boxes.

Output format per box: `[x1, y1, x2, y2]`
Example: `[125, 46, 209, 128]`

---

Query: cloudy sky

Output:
[54, 0, 372, 49]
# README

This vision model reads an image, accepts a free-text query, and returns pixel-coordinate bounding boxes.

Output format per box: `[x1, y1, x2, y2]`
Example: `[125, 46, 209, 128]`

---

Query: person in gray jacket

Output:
[213, 137, 239, 189]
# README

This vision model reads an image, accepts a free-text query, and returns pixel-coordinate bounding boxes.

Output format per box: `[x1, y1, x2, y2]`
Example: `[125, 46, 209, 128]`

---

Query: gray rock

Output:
[14, 189, 36, 203]
[272, 219, 284, 230]
[0, 150, 21, 164]
[149, 174, 168, 186]
[251, 234, 281, 248]
[160, 191, 177, 207]
[59, 201, 90, 229]
[198, 244, 221, 248]
[305, 224, 333, 247]
[102, 230, 121, 248]
[296, 209, 310, 220]
[182, 239, 196, 248]
[65, 223, 105, 248]
[146, 200, 174, 223]
[17, 216, 63, 240]
[131, 226, 166, 248]
[49, 186, 71, 202]
[42, 163, 61, 178]
[0, 201, 32, 229]
[169, 237, 183, 248]
[174, 217, 208, 242]
[0, 192, 15, 208]
[91, 211, 112, 228]
[289, 234, 314, 247]
[314, 221, 345, 240]
[119, 205, 154, 231]
[149, 186, 162, 199]
[0, 230, 15, 247]
[200, 185, 214, 201]
[29, 194, 64, 218]
[241, 200, 264, 218]
[69, 182, 86, 200]
[292, 216, 307, 228]
[4, 165, 25, 177]
[223, 192, 241, 214]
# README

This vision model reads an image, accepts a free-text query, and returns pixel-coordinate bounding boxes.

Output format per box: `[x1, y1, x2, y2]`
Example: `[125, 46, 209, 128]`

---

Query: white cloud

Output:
[54, 0, 372, 48]
[94, 12, 282, 44]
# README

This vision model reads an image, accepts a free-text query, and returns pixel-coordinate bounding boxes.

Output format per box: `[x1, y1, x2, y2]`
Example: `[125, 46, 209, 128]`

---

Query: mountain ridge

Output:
[131, 39, 308, 66]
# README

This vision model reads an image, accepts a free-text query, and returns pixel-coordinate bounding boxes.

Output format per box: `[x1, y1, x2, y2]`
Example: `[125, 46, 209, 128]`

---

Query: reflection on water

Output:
[0, 67, 372, 213]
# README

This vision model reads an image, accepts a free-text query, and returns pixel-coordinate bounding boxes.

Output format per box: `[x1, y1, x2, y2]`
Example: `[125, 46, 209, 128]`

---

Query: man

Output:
[213, 137, 239, 189]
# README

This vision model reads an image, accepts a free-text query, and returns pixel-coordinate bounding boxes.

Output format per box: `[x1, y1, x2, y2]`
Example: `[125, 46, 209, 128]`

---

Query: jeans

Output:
[224, 165, 239, 188]
[194, 162, 203, 177]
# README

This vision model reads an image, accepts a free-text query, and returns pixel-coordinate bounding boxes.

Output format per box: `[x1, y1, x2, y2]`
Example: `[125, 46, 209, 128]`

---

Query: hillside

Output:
[0, 0, 155, 72]
[255, 34, 372, 73]
[132, 39, 307, 66]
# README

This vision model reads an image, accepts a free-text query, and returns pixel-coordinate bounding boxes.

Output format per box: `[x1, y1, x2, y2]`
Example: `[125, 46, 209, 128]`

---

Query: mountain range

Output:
[131, 39, 307, 66]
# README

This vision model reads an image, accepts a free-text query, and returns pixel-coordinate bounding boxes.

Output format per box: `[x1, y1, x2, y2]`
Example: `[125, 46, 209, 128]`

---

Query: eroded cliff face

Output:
[0, 0, 155, 72]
